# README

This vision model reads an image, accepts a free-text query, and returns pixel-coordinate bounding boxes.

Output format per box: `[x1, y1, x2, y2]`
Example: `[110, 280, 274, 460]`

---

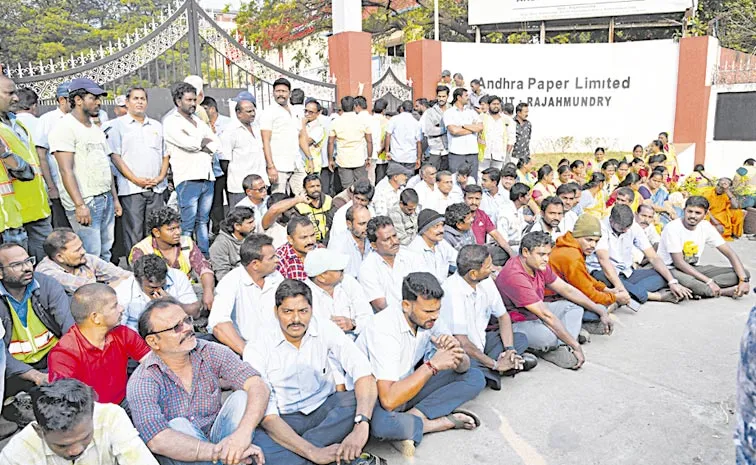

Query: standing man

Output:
[444, 88, 482, 180]
[424, 86, 450, 171]
[13, 87, 39, 136]
[35, 82, 70, 228]
[385, 100, 422, 171]
[48, 78, 118, 261]
[328, 96, 372, 191]
[163, 82, 219, 256]
[512, 102, 532, 162]
[261, 78, 302, 195]
[113, 95, 128, 117]
[222, 98, 266, 207]
[0, 77, 53, 262]
[478, 95, 511, 169]
[109, 87, 168, 254]
[468, 80, 487, 111]
[201, 95, 232, 237]
[298, 99, 327, 180]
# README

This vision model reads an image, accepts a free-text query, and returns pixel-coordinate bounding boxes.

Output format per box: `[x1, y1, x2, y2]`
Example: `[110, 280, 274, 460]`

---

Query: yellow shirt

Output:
[329, 112, 371, 169]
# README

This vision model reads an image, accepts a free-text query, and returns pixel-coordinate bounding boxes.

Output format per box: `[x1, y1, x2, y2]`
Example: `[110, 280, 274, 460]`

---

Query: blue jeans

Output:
[591, 268, 667, 304]
[470, 331, 528, 389]
[371, 368, 485, 445]
[176, 180, 214, 255]
[65, 192, 115, 261]
[252, 391, 357, 465]
[156, 391, 247, 465]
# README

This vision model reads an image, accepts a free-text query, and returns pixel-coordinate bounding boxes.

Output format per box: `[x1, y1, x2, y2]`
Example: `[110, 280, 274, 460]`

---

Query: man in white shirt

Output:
[372, 164, 410, 216]
[13, 87, 39, 138]
[328, 205, 372, 278]
[443, 88, 482, 180]
[222, 99, 266, 207]
[329, 178, 374, 237]
[525, 196, 566, 241]
[632, 203, 661, 267]
[209, 234, 284, 354]
[261, 78, 302, 195]
[587, 204, 692, 306]
[479, 96, 511, 170]
[424, 170, 455, 214]
[356, 272, 485, 456]
[243, 279, 377, 465]
[385, 100, 422, 171]
[297, 100, 327, 193]
[359, 216, 420, 312]
[408, 209, 458, 284]
[413, 164, 437, 209]
[556, 183, 580, 233]
[117, 254, 199, 331]
[35, 82, 70, 228]
[108, 87, 169, 253]
[235, 174, 268, 232]
[498, 183, 531, 250]
[479, 167, 509, 226]
[442, 245, 536, 390]
[304, 248, 372, 335]
[658, 195, 751, 298]
[163, 81, 219, 255]
[502, 102, 517, 161]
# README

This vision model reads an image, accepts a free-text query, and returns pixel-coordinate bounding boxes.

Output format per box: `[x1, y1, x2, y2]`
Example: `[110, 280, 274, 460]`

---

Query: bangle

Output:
[492, 360, 498, 371]
[195, 439, 201, 460]
[424, 360, 438, 376]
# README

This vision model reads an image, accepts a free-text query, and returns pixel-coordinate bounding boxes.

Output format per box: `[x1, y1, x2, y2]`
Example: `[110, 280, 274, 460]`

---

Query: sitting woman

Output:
[571, 159, 586, 183]
[594, 146, 607, 165]
[516, 157, 537, 187]
[531, 164, 558, 206]
[616, 160, 630, 183]
[557, 157, 570, 168]
[601, 159, 620, 195]
[606, 172, 642, 211]
[578, 172, 609, 219]
[646, 139, 665, 164]
[555, 164, 574, 187]
[639, 168, 678, 224]
[686, 164, 716, 190]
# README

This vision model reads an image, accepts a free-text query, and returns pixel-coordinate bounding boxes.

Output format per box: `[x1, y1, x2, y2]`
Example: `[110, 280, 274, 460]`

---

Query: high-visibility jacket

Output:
[0, 120, 51, 223]
[8, 299, 58, 364]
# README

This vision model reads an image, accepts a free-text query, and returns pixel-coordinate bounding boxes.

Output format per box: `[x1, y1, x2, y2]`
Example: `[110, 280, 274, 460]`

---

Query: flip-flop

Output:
[446, 408, 481, 429]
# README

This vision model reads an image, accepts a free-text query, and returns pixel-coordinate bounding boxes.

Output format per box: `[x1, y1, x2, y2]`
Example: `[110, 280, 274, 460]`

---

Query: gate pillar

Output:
[328, 31, 372, 107]
[406, 40, 442, 100]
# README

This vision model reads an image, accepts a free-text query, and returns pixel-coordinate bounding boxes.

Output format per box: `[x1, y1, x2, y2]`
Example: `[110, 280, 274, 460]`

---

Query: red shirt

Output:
[495, 256, 557, 322]
[471, 209, 495, 245]
[48, 325, 150, 404]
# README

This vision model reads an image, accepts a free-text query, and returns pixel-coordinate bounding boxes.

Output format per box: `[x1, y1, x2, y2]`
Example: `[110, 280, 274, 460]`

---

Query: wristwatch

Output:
[354, 414, 370, 426]
[741, 276, 751, 283]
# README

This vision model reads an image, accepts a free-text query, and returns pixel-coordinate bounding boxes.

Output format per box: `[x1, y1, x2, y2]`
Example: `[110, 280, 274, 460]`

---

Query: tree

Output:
[693, 0, 756, 53]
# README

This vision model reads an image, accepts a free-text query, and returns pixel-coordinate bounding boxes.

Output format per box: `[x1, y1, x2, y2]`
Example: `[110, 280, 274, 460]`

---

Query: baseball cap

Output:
[68, 78, 107, 96]
[441, 70, 451, 77]
[55, 81, 71, 98]
[184, 75, 204, 93]
[115, 95, 127, 107]
[304, 249, 349, 277]
[234, 91, 257, 106]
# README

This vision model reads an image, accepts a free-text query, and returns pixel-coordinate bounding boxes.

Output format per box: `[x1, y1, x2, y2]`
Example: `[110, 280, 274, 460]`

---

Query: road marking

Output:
[493, 408, 549, 465]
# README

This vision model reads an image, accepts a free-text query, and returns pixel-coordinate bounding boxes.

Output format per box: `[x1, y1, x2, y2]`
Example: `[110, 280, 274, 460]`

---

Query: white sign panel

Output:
[441, 40, 679, 153]
[469, 0, 694, 25]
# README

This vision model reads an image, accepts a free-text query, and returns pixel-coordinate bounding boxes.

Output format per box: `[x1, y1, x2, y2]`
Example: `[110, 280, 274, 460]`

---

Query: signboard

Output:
[441, 40, 679, 153]
[468, 0, 695, 25]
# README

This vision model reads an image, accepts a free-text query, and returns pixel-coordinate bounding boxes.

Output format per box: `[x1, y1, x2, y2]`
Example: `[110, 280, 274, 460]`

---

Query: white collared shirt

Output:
[116, 269, 198, 331]
[423, 189, 455, 214]
[355, 305, 451, 381]
[408, 235, 458, 284]
[329, 200, 376, 238]
[586, 218, 652, 277]
[259, 103, 299, 172]
[327, 229, 373, 278]
[498, 201, 526, 244]
[305, 276, 373, 334]
[163, 111, 219, 187]
[358, 248, 419, 308]
[221, 120, 268, 192]
[480, 189, 509, 226]
[244, 316, 372, 416]
[441, 274, 506, 353]
[413, 181, 436, 210]
[107, 114, 167, 195]
[208, 266, 284, 341]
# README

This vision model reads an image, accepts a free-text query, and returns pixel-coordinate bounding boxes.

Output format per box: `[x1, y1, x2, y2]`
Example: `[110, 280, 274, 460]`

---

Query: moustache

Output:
[287, 323, 304, 329]
[180, 332, 195, 344]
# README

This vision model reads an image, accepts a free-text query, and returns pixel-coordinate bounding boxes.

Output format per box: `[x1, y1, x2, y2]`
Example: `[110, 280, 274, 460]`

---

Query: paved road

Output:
[366, 239, 755, 465]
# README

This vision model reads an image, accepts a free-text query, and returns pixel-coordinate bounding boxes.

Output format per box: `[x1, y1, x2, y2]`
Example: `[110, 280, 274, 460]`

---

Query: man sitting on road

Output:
[304, 249, 372, 337]
[329, 178, 375, 237]
[587, 205, 692, 306]
[359, 216, 420, 312]
[243, 280, 378, 465]
[443, 203, 476, 251]
[373, 164, 410, 217]
[48, 283, 149, 409]
[408, 209, 458, 284]
[116, 254, 199, 332]
[127, 297, 269, 465]
[497, 183, 531, 255]
[209, 206, 256, 281]
[388, 188, 419, 246]
[357, 272, 485, 457]
[525, 196, 567, 241]
[463, 184, 516, 257]
[442, 245, 537, 391]
[36, 228, 131, 295]
[657, 195, 751, 299]
[276, 215, 319, 281]
[235, 174, 268, 228]
[0, 378, 158, 465]
[327, 205, 373, 278]
[633, 204, 661, 266]
[210, 234, 284, 355]
[495, 232, 614, 369]
[129, 207, 215, 311]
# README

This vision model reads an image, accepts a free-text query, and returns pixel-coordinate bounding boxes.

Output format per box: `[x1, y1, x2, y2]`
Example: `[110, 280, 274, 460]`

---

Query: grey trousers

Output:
[119, 191, 165, 253]
[671, 265, 750, 298]
[338, 165, 368, 191]
[512, 300, 584, 352]
[24, 216, 52, 263]
[449, 153, 479, 181]
[428, 153, 449, 171]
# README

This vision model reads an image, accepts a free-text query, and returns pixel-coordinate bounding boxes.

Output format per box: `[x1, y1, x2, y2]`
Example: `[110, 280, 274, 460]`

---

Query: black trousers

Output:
[211, 160, 230, 235]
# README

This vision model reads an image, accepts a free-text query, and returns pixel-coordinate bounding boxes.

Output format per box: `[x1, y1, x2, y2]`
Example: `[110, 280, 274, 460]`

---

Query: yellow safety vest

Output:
[295, 196, 332, 242]
[8, 299, 58, 364]
[129, 236, 194, 280]
[0, 120, 51, 223]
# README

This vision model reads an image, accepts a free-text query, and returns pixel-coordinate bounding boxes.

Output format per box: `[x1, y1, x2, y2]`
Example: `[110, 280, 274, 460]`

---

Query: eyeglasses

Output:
[147, 315, 193, 336]
[0, 256, 35, 272]
[304, 109, 317, 115]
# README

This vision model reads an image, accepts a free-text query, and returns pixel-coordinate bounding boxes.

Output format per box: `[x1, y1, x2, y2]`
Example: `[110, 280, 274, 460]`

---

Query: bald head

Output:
[70, 283, 116, 324]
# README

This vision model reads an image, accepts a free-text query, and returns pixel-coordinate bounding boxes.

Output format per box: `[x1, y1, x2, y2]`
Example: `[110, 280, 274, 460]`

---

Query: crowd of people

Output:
[0, 68, 752, 465]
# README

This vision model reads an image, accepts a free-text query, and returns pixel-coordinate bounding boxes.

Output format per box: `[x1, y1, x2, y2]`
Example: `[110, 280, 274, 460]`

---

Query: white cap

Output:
[184, 75, 204, 93]
[304, 249, 349, 277]
[114, 95, 126, 107]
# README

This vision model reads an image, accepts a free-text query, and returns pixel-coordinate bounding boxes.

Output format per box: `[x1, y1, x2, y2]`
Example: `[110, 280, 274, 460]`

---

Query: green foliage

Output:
[507, 32, 531, 44]
[693, 0, 756, 53]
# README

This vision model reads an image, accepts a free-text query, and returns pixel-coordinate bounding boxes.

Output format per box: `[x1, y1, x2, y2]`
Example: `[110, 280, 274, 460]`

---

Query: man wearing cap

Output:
[163, 81, 220, 256]
[409, 209, 458, 285]
[108, 87, 168, 254]
[243, 279, 377, 465]
[0, 77, 53, 261]
[48, 78, 118, 261]
[304, 248, 372, 337]
[373, 163, 410, 217]
[261, 77, 302, 195]
[113, 95, 128, 118]
[35, 81, 71, 229]
[209, 233, 284, 355]
[222, 96, 266, 207]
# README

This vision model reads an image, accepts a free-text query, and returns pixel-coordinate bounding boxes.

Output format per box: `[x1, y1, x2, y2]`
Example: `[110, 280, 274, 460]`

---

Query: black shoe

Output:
[3, 393, 35, 427]
[485, 376, 502, 391]
[351, 452, 387, 465]
[521, 353, 538, 371]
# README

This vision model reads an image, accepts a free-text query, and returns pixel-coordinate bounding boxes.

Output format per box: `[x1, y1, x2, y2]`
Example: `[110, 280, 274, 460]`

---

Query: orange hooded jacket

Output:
[548, 232, 616, 306]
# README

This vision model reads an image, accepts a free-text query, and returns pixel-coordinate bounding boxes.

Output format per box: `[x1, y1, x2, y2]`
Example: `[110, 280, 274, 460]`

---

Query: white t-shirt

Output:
[657, 218, 726, 267]
[259, 104, 299, 172]
[442, 106, 481, 155]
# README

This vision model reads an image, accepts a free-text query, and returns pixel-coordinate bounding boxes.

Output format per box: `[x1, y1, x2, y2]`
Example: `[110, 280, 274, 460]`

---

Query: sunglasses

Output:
[147, 316, 193, 336]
